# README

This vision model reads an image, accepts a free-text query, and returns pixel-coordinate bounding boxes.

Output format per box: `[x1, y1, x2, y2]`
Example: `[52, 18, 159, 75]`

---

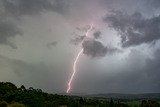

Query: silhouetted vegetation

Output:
[0, 82, 160, 107]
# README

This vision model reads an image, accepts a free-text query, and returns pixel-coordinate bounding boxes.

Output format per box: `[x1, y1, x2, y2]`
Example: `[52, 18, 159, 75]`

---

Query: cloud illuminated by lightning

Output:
[67, 23, 93, 93]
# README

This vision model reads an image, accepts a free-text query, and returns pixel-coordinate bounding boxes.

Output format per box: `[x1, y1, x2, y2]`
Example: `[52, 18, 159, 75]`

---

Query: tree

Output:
[20, 85, 26, 91]
[0, 101, 8, 107]
[109, 99, 114, 107]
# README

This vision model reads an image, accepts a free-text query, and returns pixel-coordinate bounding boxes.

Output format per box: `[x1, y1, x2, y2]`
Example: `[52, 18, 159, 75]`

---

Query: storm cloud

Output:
[82, 39, 107, 57]
[104, 11, 160, 47]
[2, 0, 69, 16]
[0, 54, 67, 93]
[103, 49, 160, 93]
[93, 31, 101, 39]
[0, 0, 69, 47]
[1, 0, 160, 94]
[70, 35, 85, 45]
[82, 39, 118, 57]
[70, 25, 95, 45]
[0, 20, 22, 48]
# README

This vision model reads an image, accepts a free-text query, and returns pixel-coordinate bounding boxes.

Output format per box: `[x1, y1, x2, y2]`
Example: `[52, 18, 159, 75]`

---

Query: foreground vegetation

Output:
[0, 82, 160, 107]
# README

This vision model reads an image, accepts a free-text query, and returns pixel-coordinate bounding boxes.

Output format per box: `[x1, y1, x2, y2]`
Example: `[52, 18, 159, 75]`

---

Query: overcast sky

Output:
[0, 0, 160, 94]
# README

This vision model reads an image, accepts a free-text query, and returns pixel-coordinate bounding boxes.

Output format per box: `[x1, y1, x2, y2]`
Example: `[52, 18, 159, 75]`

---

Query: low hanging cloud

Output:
[82, 39, 107, 57]
[82, 39, 118, 57]
[104, 11, 160, 47]
[93, 31, 101, 39]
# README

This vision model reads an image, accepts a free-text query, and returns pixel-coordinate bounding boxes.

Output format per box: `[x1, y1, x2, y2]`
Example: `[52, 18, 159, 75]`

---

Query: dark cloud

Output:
[93, 31, 101, 39]
[82, 39, 107, 57]
[104, 11, 160, 47]
[104, 49, 160, 93]
[102, 0, 160, 16]
[70, 35, 85, 45]
[1, 0, 69, 16]
[70, 25, 95, 45]
[144, 49, 160, 86]
[74, 49, 160, 93]
[143, 0, 160, 10]
[76, 25, 94, 32]
[47, 41, 57, 48]
[82, 39, 118, 57]
[0, 0, 69, 48]
[0, 20, 22, 48]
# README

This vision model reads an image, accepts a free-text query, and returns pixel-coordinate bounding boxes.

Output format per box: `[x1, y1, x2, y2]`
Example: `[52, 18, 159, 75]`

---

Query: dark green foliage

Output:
[0, 82, 160, 107]
[8, 102, 25, 107]
[0, 82, 17, 95]
[140, 100, 160, 107]
[0, 101, 7, 107]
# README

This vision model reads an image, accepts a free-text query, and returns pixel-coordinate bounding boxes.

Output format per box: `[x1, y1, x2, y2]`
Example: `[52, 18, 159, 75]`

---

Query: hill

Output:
[0, 82, 160, 107]
[86, 93, 160, 99]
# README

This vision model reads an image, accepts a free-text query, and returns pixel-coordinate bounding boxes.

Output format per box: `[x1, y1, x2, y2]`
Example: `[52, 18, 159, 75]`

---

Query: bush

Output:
[0, 101, 8, 107]
[8, 102, 25, 107]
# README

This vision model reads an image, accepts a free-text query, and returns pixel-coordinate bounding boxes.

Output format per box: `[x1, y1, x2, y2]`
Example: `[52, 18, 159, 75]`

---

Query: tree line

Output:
[0, 82, 160, 107]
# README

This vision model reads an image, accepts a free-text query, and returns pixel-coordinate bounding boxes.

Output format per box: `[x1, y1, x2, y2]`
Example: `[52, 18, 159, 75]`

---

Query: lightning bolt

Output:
[67, 23, 93, 93]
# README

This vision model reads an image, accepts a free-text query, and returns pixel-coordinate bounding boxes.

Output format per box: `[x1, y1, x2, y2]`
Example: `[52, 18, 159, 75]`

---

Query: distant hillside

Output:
[86, 93, 160, 99]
